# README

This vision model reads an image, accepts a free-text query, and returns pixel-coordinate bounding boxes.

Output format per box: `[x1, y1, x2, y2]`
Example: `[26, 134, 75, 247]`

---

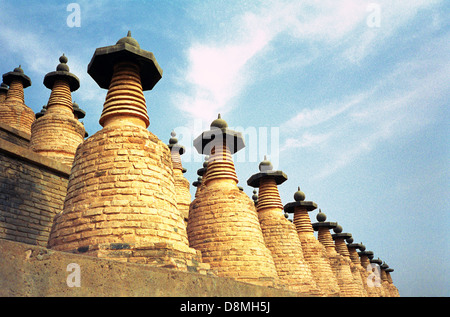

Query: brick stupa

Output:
[72, 102, 89, 138]
[284, 187, 341, 296]
[167, 131, 191, 224]
[30, 55, 85, 166]
[384, 266, 400, 297]
[358, 247, 383, 296]
[48, 32, 209, 274]
[0, 83, 8, 103]
[369, 255, 388, 296]
[247, 157, 321, 295]
[346, 239, 379, 297]
[192, 156, 208, 198]
[331, 224, 367, 296]
[187, 115, 279, 287]
[380, 261, 396, 297]
[312, 210, 364, 296]
[0, 66, 34, 135]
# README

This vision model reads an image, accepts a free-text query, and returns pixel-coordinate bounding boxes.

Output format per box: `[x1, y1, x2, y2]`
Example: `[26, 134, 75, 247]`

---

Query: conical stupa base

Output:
[48, 124, 210, 274]
[188, 182, 280, 287]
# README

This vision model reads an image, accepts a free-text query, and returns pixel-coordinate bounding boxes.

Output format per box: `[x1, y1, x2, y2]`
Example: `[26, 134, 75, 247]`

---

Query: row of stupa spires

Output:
[0, 31, 399, 296]
[187, 119, 399, 296]
[0, 55, 87, 166]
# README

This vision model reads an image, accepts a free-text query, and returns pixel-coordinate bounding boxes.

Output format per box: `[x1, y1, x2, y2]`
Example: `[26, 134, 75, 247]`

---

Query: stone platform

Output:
[0, 239, 303, 297]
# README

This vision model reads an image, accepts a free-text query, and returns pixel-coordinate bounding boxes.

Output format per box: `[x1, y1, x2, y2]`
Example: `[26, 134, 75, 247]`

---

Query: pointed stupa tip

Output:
[14, 65, 24, 73]
[56, 53, 70, 72]
[3, 64, 31, 87]
[259, 155, 273, 172]
[116, 30, 140, 48]
[316, 208, 327, 222]
[210, 113, 228, 129]
[43, 53, 79, 91]
[293, 186, 306, 202]
[169, 130, 178, 145]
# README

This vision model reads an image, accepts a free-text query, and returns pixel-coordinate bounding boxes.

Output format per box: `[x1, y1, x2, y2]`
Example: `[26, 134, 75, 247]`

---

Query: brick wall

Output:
[0, 136, 70, 246]
[0, 121, 30, 148]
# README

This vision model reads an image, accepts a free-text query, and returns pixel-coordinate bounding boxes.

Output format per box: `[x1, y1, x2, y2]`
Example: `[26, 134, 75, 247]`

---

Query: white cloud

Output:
[0, 27, 57, 75]
[171, 0, 448, 180]
[175, 0, 443, 123]
[283, 93, 369, 131]
[174, 0, 375, 122]
[280, 132, 332, 153]
[284, 33, 450, 180]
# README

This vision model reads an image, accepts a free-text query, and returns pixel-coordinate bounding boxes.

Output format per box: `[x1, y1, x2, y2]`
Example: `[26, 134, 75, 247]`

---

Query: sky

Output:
[0, 0, 448, 297]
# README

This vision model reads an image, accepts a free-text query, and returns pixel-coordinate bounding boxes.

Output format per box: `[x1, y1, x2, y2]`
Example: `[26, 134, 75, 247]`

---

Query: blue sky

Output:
[0, 0, 448, 296]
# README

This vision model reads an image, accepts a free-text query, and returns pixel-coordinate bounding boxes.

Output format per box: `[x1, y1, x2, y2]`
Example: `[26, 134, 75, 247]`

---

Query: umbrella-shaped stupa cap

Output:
[193, 114, 245, 155]
[247, 156, 287, 187]
[35, 105, 47, 119]
[73, 102, 86, 119]
[0, 83, 8, 92]
[312, 208, 338, 231]
[284, 186, 317, 213]
[2, 65, 31, 88]
[331, 223, 352, 240]
[43, 54, 80, 92]
[87, 31, 162, 91]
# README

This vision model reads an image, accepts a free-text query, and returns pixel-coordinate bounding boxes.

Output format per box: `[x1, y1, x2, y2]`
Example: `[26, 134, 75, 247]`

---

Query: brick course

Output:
[188, 144, 279, 287]
[0, 138, 69, 246]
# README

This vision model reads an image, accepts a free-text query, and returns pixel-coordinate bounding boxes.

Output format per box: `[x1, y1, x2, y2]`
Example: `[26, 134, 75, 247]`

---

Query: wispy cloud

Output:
[172, 1, 369, 122]
[0, 7, 107, 124]
[173, 0, 443, 123]
[282, 31, 450, 180]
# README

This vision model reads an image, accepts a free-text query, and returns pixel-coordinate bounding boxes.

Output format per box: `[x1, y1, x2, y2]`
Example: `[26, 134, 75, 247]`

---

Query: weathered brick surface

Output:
[254, 177, 322, 295]
[316, 227, 366, 297]
[0, 88, 6, 103]
[168, 141, 191, 224]
[386, 271, 400, 297]
[359, 253, 384, 296]
[0, 122, 30, 148]
[0, 78, 34, 135]
[188, 146, 279, 287]
[173, 168, 191, 224]
[380, 266, 394, 297]
[292, 209, 341, 296]
[48, 125, 196, 259]
[0, 139, 69, 246]
[348, 244, 378, 296]
[30, 78, 85, 166]
[0, 239, 301, 297]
